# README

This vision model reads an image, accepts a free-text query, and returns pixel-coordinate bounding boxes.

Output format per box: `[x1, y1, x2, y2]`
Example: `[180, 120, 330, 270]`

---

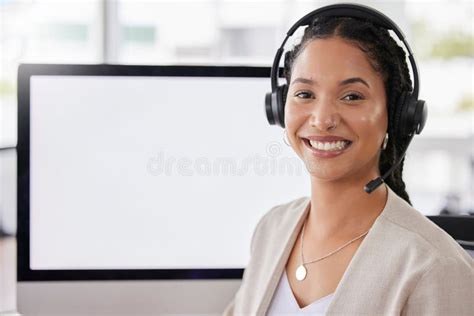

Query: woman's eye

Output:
[342, 93, 364, 101]
[295, 91, 314, 99]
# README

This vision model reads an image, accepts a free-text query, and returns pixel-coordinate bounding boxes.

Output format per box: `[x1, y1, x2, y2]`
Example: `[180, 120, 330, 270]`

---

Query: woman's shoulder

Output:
[249, 196, 309, 253]
[260, 196, 310, 224]
[380, 187, 473, 269]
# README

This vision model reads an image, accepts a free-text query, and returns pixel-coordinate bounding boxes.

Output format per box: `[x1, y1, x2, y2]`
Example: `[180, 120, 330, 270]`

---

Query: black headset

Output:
[264, 3, 427, 140]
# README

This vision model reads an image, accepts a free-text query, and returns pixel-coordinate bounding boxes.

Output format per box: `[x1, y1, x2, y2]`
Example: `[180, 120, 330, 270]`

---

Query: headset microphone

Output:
[364, 135, 414, 194]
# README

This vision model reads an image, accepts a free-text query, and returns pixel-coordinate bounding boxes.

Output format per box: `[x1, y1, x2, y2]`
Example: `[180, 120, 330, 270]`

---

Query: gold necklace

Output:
[295, 219, 371, 281]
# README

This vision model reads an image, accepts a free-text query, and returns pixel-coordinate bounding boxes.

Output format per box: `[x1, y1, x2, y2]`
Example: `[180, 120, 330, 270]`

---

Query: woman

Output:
[223, 6, 473, 316]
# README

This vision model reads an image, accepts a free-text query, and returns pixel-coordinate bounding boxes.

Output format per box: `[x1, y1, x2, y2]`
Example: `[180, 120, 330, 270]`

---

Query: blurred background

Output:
[0, 0, 472, 313]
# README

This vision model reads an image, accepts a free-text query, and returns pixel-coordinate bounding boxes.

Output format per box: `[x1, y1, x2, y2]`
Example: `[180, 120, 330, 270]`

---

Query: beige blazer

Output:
[223, 186, 474, 315]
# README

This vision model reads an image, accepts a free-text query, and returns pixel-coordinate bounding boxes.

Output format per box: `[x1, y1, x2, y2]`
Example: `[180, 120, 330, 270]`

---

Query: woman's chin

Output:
[303, 161, 349, 181]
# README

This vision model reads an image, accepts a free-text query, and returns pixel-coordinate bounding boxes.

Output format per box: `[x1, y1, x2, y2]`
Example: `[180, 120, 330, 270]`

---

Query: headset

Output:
[264, 3, 428, 194]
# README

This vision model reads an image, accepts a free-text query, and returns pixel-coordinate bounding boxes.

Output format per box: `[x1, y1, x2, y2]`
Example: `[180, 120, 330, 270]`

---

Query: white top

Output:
[266, 269, 334, 315]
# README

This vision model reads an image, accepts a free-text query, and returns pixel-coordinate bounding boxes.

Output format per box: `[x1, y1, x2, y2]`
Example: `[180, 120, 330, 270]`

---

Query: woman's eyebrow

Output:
[291, 77, 315, 85]
[290, 77, 370, 88]
[340, 77, 370, 88]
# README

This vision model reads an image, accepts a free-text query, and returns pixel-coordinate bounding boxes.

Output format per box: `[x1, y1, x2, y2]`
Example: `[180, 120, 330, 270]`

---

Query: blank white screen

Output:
[29, 75, 309, 270]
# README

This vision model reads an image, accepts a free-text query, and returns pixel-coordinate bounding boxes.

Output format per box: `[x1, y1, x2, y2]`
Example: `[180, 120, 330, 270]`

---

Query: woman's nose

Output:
[308, 100, 341, 131]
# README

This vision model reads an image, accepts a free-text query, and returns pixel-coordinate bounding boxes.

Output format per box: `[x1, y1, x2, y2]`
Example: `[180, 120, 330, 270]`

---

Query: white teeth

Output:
[309, 140, 349, 151]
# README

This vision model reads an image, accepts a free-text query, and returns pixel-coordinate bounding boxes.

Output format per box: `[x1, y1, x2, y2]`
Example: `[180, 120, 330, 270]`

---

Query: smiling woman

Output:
[285, 37, 388, 182]
[223, 4, 473, 316]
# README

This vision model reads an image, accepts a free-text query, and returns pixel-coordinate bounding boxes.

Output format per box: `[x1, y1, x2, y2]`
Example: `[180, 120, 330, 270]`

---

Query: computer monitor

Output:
[17, 64, 310, 315]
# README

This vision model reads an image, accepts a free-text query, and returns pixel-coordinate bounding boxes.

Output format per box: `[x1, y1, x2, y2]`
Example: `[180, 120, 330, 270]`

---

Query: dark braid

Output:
[283, 16, 413, 205]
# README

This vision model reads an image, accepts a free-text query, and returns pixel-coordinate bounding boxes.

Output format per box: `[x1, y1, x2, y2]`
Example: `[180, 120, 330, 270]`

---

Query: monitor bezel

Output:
[17, 63, 274, 281]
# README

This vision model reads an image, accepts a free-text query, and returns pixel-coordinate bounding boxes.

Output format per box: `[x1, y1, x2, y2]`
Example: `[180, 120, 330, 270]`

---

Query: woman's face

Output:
[284, 36, 388, 182]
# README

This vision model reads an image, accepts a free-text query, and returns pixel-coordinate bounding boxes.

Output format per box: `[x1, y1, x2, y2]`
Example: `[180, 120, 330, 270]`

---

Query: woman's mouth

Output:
[302, 138, 353, 158]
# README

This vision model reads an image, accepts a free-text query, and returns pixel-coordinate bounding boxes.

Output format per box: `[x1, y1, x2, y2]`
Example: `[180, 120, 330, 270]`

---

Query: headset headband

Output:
[270, 3, 420, 99]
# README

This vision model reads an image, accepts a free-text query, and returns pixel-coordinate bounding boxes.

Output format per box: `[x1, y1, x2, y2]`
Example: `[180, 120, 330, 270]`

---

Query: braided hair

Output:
[283, 16, 412, 205]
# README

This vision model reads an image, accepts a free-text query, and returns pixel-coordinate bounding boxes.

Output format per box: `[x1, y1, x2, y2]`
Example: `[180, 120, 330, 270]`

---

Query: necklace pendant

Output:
[295, 264, 307, 281]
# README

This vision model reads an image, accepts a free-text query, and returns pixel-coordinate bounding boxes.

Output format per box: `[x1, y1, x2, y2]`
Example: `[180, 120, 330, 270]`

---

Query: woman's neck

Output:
[305, 175, 388, 242]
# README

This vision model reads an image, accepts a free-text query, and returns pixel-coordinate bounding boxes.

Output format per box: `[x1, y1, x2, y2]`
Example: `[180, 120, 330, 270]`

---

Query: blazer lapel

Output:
[322, 186, 396, 315]
[256, 198, 311, 314]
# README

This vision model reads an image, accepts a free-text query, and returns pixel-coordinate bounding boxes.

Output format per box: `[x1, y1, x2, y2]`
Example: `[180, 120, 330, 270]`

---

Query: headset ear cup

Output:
[265, 91, 275, 125]
[402, 93, 421, 137]
[276, 84, 288, 128]
[398, 91, 428, 137]
[414, 99, 427, 134]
